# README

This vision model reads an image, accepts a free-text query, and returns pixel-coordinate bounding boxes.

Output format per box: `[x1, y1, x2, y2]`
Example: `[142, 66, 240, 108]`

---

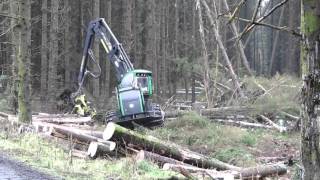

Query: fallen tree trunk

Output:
[260, 115, 287, 132]
[136, 150, 191, 167]
[163, 163, 236, 179]
[200, 106, 254, 117]
[37, 122, 113, 146]
[236, 164, 287, 179]
[72, 149, 88, 158]
[33, 116, 93, 124]
[210, 119, 273, 129]
[163, 163, 287, 179]
[33, 122, 103, 138]
[164, 111, 187, 118]
[87, 141, 116, 158]
[103, 122, 240, 171]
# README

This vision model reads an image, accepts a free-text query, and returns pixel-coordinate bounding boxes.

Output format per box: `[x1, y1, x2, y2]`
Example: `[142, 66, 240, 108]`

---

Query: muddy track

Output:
[0, 153, 59, 180]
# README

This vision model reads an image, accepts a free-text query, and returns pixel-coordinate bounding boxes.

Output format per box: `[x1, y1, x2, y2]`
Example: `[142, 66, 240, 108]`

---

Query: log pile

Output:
[0, 112, 289, 179]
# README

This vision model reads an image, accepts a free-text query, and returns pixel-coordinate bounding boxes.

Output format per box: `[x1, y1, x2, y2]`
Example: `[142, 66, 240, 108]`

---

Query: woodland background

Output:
[0, 0, 301, 113]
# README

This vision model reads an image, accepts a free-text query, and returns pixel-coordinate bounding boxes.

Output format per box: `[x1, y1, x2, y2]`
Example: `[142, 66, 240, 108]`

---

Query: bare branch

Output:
[223, 15, 301, 37]
[238, 0, 289, 40]
[228, 0, 248, 23]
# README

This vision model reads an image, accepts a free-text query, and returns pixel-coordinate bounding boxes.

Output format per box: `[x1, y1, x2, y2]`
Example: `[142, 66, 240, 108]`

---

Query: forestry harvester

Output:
[75, 18, 164, 127]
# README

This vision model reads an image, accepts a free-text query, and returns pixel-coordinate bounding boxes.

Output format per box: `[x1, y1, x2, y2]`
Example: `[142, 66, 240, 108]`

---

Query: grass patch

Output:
[0, 132, 177, 180]
[214, 147, 254, 166]
[242, 75, 301, 114]
[150, 112, 270, 167]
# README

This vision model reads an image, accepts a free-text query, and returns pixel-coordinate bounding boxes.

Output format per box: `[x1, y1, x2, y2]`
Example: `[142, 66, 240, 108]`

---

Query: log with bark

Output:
[163, 163, 287, 180]
[259, 115, 287, 132]
[236, 164, 287, 179]
[136, 150, 191, 167]
[33, 122, 103, 138]
[209, 119, 273, 130]
[163, 163, 237, 179]
[200, 106, 255, 117]
[87, 141, 116, 158]
[103, 122, 240, 171]
[32, 115, 93, 124]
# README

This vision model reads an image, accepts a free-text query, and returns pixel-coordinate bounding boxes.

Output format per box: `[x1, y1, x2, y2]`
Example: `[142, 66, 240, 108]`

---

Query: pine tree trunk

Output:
[92, 0, 100, 99]
[16, 0, 32, 123]
[301, 0, 320, 179]
[8, 0, 19, 114]
[48, 0, 59, 113]
[40, 0, 48, 110]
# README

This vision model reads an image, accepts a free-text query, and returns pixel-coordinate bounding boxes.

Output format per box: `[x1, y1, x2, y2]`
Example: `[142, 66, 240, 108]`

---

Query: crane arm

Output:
[78, 18, 134, 87]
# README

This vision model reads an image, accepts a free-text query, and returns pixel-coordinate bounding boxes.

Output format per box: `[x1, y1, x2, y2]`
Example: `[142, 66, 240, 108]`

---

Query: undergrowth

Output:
[150, 112, 262, 166]
[242, 74, 301, 114]
[0, 132, 177, 180]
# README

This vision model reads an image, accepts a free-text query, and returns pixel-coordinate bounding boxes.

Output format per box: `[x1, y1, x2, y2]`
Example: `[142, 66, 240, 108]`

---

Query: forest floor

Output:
[0, 75, 302, 179]
[0, 113, 300, 179]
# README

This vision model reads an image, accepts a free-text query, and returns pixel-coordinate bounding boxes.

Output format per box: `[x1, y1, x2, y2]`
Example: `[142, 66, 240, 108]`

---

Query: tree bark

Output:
[15, 0, 32, 123]
[301, 0, 320, 179]
[103, 122, 240, 170]
[40, 0, 48, 109]
[48, 0, 59, 113]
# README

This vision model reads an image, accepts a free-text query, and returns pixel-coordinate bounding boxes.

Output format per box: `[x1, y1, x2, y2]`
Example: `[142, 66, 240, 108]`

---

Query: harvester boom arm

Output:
[78, 18, 134, 87]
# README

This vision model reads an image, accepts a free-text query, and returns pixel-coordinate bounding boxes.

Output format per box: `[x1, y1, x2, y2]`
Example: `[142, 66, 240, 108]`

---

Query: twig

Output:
[228, 0, 248, 24]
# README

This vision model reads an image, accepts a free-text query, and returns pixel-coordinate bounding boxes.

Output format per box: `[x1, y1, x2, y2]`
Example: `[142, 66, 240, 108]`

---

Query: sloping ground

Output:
[148, 112, 301, 179]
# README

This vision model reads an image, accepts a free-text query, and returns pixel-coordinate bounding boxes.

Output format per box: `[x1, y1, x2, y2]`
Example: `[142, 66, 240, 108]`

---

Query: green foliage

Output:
[166, 111, 209, 129]
[240, 134, 257, 147]
[214, 148, 254, 166]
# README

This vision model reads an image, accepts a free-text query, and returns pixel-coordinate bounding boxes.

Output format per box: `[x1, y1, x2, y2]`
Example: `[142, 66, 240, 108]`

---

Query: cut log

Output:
[259, 115, 287, 132]
[136, 150, 190, 167]
[102, 122, 116, 140]
[37, 122, 113, 146]
[33, 116, 93, 124]
[71, 149, 88, 159]
[236, 164, 287, 179]
[163, 163, 236, 179]
[280, 111, 300, 121]
[103, 122, 240, 171]
[33, 122, 103, 138]
[200, 106, 254, 117]
[164, 111, 187, 118]
[87, 141, 116, 158]
[210, 119, 273, 129]
[163, 163, 287, 180]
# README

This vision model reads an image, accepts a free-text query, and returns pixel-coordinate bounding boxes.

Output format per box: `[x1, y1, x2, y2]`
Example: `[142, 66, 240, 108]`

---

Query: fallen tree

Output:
[103, 122, 241, 171]
[209, 119, 273, 129]
[135, 150, 191, 167]
[163, 163, 287, 179]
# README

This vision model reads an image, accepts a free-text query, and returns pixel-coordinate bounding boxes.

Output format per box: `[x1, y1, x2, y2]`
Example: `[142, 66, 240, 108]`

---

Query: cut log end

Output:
[103, 122, 116, 140]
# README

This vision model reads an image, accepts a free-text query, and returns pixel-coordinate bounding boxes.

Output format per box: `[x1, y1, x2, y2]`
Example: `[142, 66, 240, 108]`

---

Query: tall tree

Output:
[48, 0, 59, 112]
[301, 0, 320, 179]
[15, 0, 32, 122]
[40, 0, 48, 108]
